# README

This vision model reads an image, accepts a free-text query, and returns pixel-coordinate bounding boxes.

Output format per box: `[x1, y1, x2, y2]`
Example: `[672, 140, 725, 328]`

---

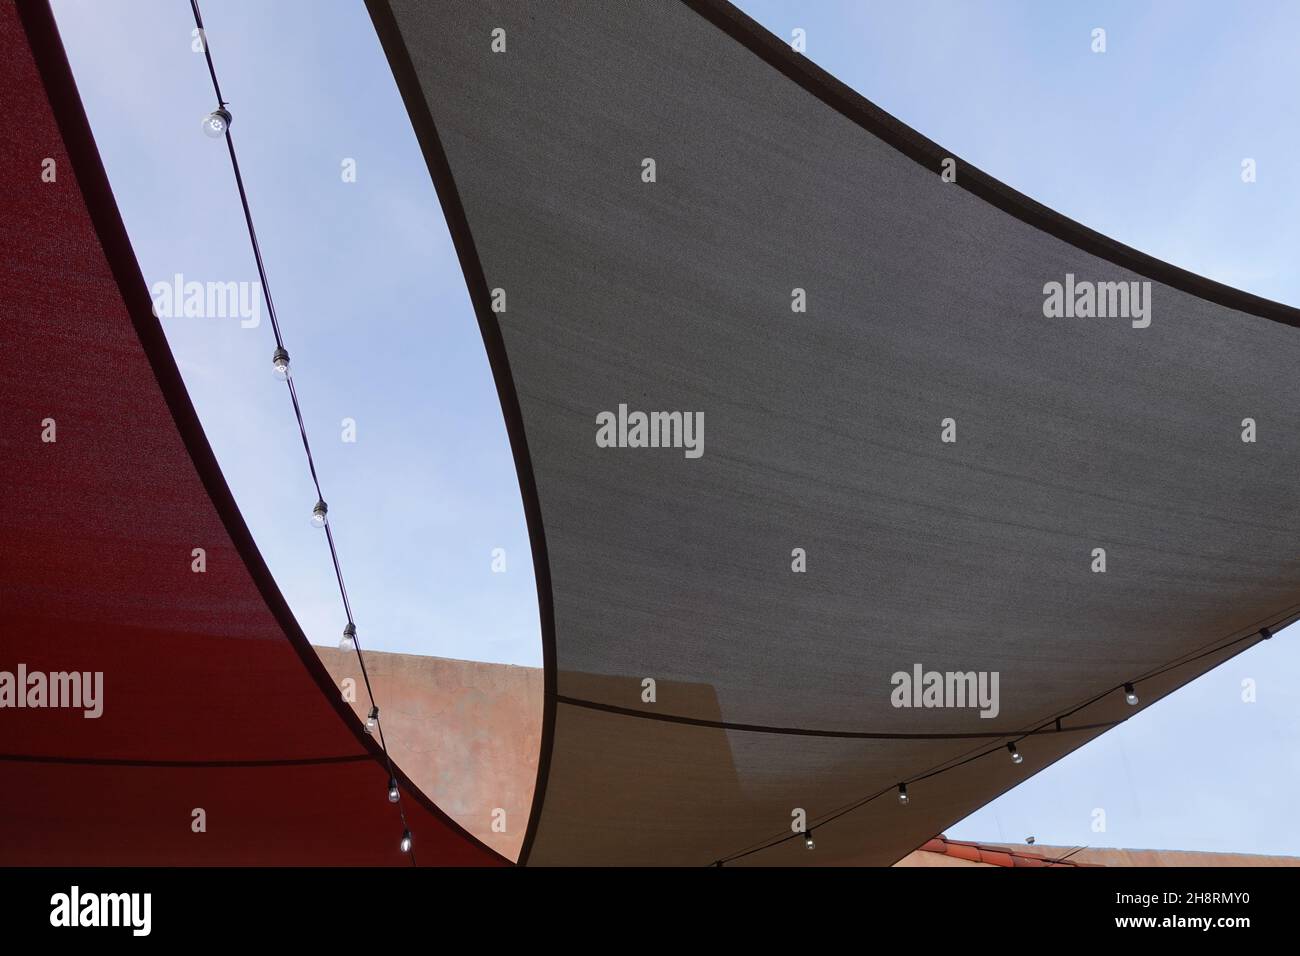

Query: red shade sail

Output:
[0, 0, 503, 866]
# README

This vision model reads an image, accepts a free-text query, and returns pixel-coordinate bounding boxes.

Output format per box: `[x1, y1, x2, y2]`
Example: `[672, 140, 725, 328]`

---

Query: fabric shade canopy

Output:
[368, 0, 1300, 865]
[0, 0, 503, 866]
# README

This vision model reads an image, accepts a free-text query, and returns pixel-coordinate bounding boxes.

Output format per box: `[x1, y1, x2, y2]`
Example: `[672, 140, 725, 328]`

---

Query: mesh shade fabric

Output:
[0, 0, 503, 866]
[371, 0, 1300, 865]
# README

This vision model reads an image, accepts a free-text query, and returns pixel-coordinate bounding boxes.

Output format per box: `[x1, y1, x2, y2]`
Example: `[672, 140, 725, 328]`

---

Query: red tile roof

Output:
[917, 836, 1099, 867]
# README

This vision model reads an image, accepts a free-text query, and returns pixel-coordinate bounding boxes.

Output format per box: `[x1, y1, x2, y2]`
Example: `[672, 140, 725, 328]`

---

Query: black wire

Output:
[224, 132, 283, 350]
[713, 613, 1293, 865]
[285, 376, 323, 498]
[189, 0, 416, 867]
[189, 0, 224, 106]
[1051, 845, 1087, 864]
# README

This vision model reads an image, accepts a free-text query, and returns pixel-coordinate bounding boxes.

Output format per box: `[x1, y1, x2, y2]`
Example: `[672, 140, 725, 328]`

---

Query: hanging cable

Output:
[710, 613, 1291, 866]
[188, 0, 417, 865]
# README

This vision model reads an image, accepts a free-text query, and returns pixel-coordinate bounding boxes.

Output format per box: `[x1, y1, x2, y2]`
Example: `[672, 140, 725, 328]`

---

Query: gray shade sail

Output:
[369, 0, 1300, 865]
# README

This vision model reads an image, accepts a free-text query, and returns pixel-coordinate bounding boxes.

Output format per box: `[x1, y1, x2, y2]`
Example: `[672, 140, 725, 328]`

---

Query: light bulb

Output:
[1007, 743, 1023, 765]
[271, 346, 290, 381]
[340, 622, 356, 652]
[803, 830, 815, 850]
[365, 706, 379, 734]
[897, 783, 909, 806]
[400, 829, 412, 853]
[388, 778, 399, 803]
[202, 106, 232, 138]
[1260, 627, 1273, 640]
[311, 499, 328, 528]
[1123, 683, 1138, 706]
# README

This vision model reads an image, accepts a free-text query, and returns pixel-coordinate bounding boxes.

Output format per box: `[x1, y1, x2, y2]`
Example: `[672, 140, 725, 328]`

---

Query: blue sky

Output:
[54, 0, 540, 668]
[54, 0, 1300, 856]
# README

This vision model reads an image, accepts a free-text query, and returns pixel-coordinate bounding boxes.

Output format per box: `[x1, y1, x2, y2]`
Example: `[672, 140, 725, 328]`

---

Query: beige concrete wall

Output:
[316, 648, 542, 862]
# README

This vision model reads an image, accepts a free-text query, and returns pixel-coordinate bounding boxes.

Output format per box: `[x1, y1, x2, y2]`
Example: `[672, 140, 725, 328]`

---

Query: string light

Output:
[187, 0, 416, 865]
[201, 106, 231, 138]
[271, 346, 290, 380]
[803, 829, 815, 850]
[710, 619, 1290, 865]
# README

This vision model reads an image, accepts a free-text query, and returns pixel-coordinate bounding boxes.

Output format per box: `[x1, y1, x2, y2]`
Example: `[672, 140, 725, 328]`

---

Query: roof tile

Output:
[913, 835, 1099, 867]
